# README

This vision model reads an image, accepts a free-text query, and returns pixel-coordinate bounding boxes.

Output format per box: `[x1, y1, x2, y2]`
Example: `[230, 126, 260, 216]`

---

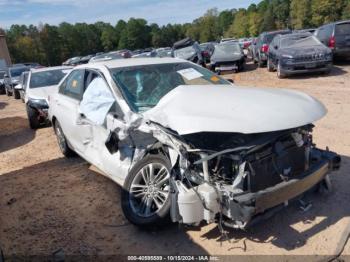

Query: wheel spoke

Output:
[148, 164, 155, 183]
[145, 198, 153, 216]
[153, 167, 167, 183]
[130, 184, 147, 198]
[153, 196, 163, 209]
[155, 173, 170, 187]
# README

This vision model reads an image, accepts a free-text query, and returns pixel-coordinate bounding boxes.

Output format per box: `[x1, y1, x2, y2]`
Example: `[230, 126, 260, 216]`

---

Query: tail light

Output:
[261, 44, 269, 53]
[244, 42, 251, 49]
[202, 50, 209, 57]
[329, 35, 335, 49]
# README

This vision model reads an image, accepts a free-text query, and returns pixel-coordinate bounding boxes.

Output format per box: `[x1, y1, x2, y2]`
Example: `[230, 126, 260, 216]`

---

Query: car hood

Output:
[143, 85, 327, 135]
[27, 85, 58, 102]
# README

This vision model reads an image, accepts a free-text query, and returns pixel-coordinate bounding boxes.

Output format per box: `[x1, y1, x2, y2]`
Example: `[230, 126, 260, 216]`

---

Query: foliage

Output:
[2, 0, 349, 65]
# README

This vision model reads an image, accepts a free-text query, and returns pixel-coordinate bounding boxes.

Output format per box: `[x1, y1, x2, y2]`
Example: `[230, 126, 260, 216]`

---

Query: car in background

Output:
[24, 66, 72, 129]
[79, 55, 95, 64]
[132, 50, 157, 58]
[4, 66, 30, 97]
[89, 52, 123, 63]
[199, 42, 215, 63]
[62, 56, 82, 66]
[267, 32, 332, 78]
[220, 37, 236, 43]
[155, 47, 172, 58]
[294, 28, 316, 34]
[0, 70, 6, 94]
[248, 37, 258, 60]
[254, 29, 291, 67]
[173, 37, 204, 66]
[116, 49, 132, 58]
[315, 20, 350, 60]
[13, 71, 29, 102]
[48, 57, 340, 229]
[210, 41, 245, 74]
[23, 62, 43, 69]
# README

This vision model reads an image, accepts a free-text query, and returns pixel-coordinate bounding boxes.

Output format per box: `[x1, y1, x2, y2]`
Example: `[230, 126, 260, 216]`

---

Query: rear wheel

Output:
[122, 154, 171, 227]
[5, 88, 11, 96]
[267, 58, 274, 72]
[54, 120, 75, 157]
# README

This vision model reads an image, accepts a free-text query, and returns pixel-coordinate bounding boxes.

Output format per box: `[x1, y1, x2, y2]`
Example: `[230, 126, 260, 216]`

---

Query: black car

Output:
[267, 32, 333, 78]
[254, 29, 291, 67]
[210, 41, 245, 74]
[315, 20, 350, 60]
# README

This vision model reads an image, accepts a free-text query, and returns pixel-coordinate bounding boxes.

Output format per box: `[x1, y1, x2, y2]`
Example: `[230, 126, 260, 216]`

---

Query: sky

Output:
[0, 0, 260, 28]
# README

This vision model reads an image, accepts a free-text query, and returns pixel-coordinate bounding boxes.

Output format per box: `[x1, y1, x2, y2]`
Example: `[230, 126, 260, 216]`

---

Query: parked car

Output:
[0, 70, 6, 94]
[254, 30, 291, 67]
[315, 20, 350, 60]
[4, 66, 30, 97]
[79, 55, 95, 64]
[173, 38, 204, 66]
[199, 42, 215, 63]
[24, 66, 72, 129]
[294, 28, 316, 34]
[13, 71, 29, 102]
[23, 62, 43, 69]
[48, 57, 340, 228]
[210, 41, 245, 74]
[155, 47, 172, 58]
[116, 49, 132, 58]
[267, 32, 333, 78]
[248, 37, 258, 60]
[220, 37, 236, 43]
[89, 52, 123, 63]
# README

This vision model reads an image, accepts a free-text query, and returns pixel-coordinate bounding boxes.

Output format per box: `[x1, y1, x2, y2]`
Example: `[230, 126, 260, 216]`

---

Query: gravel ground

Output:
[0, 61, 350, 260]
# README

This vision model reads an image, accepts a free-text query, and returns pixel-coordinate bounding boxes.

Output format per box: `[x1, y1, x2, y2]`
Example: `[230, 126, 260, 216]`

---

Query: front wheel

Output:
[14, 90, 20, 99]
[277, 62, 286, 79]
[26, 105, 40, 129]
[122, 154, 171, 227]
[5, 88, 11, 96]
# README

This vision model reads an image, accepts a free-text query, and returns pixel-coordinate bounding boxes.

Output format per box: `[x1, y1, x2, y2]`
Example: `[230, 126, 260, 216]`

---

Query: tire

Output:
[14, 89, 20, 99]
[54, 120, 75, 157]
[267, 58, 274, 72]
[5, 88, 11, 96]
[26, 105, 40, 129]
[277, 62, 286, 79]
[122, 154, 172, 227]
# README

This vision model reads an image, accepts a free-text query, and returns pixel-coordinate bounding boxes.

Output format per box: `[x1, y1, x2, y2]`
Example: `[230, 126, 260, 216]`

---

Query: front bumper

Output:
[281, 61, 332, 75]
[223, 150, 340, 226]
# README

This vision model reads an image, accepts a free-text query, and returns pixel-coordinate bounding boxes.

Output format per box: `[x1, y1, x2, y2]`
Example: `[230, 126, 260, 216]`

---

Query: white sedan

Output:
[48, 58, 340, 228]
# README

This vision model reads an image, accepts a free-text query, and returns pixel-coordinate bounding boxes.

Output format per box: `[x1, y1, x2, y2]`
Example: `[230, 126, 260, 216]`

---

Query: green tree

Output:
[311, 0, 346, 26]
[225, 9, 249, 37]
[290, 0, 312, 29]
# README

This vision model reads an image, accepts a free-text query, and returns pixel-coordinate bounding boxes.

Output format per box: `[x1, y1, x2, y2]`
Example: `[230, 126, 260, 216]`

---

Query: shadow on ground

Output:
[0, 117, 35, 153]
[0, 102, 8, 110]
[0, 157, 208, 257]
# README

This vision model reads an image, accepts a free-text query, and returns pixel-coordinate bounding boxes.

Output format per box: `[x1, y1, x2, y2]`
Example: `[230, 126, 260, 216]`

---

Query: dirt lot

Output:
[1, 61, 350, 260]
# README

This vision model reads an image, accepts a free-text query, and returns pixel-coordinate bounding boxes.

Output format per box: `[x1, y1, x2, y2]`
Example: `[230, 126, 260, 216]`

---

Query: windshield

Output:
[280, 35, 319, 48]
[110, 62, 230, 112]
[10, 67, 28, 77]
[29, 69, 70, 89]
[214, 43, 241, 55]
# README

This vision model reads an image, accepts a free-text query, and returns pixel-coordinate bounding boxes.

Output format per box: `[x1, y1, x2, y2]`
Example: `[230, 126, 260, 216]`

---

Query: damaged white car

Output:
[48, 58, 341, 228]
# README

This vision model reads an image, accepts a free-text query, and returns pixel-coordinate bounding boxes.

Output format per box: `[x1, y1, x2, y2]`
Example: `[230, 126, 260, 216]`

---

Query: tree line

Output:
[1, 0, 350, 66]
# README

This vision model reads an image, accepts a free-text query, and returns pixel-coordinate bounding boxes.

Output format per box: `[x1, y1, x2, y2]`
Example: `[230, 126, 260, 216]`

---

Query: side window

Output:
[60, 70, 85, 100]
[325, 25, 333, 37]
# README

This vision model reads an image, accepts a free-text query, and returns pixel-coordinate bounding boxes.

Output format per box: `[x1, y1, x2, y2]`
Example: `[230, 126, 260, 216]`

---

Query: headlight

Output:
[282, 54, 293, 59]
[28, 98, 49, 108]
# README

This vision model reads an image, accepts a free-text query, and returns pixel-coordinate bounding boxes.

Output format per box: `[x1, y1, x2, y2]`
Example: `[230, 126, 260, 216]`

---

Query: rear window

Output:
[335, 23, 350, 35]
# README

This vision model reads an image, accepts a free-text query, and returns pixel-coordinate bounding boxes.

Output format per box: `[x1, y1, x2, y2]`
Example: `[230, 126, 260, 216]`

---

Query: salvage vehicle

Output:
[0, 70, 6, 95]
[199, 42, 215, 63]
[254, 30, 291, 67]
[210, 42, 245, 74]
[173, 38, 205, 66]
[315, 20, 350, 60]
[24, 66, 72, 129]
[267, 32, 333, 78]
[14, 71, 29, 102]
[48, 58, 341, 229]
[4, 66, 29, 97]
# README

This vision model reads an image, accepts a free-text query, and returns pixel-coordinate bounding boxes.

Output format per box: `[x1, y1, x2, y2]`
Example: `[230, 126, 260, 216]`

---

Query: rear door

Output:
[335, 22, 350, 49]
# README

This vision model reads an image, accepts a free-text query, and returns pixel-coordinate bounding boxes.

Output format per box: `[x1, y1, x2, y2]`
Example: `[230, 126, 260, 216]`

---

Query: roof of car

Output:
[263, 29, 291, 35]
[80, 57, 185, 69]
[279, 32, 312, 39]
[30, 66, 73, 73]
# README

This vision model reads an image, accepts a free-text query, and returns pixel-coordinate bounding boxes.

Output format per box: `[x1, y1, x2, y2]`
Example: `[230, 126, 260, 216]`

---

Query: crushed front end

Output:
[168, 125, 341, 228]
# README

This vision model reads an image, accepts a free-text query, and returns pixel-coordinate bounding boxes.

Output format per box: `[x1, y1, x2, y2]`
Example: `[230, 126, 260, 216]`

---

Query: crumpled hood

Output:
[143, 85, 327, 135]
[27, 85, 58, 102]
